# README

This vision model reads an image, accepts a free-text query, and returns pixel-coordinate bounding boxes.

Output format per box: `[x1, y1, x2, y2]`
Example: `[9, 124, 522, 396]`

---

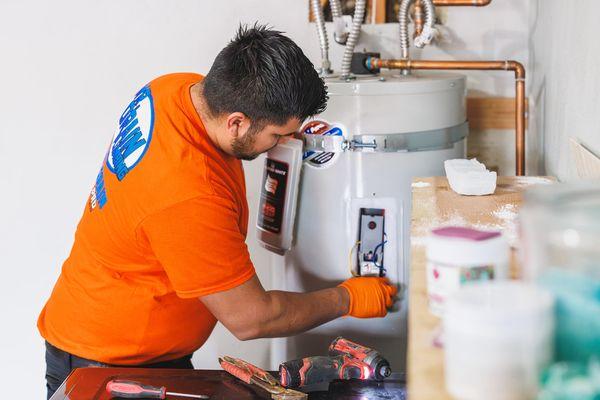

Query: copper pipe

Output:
[433, 0, 491, 5]
[368, 58, 526, 175]
[414, 0, 424, 37]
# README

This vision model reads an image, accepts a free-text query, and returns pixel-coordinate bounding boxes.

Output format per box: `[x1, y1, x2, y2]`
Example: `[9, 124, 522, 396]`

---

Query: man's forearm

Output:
[201, 275, 395, 341]
[255, 287, 349, 338]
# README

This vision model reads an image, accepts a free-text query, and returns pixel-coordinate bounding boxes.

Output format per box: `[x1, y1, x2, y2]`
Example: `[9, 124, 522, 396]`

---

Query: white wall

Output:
[530, 0, 600, 181]
[0, 1, 529, 397]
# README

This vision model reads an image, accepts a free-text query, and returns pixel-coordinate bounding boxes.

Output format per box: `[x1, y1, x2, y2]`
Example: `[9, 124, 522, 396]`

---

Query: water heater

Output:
[259, 71, 468, 373]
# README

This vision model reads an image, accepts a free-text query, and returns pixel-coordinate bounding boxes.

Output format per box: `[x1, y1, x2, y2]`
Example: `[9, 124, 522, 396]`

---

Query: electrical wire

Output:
[350, 234, 388, 277]
[348, 240, 361, 277]
[373, 233, 388, 274]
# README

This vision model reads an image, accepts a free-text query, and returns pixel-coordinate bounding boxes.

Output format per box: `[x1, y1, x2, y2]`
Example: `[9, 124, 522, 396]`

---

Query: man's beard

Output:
[231, 123, 276, 161]
[231, 127, 260, 160]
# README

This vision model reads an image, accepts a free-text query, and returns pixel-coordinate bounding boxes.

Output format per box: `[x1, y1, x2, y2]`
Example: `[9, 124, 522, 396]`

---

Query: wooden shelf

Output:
[408, 176, 555, 399]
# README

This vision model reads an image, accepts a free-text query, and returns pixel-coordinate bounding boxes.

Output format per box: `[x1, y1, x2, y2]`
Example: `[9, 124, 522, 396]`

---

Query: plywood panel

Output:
[467, 97, 529, 130]
[374, 0, 387, 23]
[467, 129, 515, 175]
[570, 138, 600, 179]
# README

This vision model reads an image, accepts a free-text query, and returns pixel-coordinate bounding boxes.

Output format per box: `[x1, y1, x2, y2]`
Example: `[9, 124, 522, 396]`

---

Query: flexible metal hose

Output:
[399, 0, 436, 60]
[329, 0, 348, 44]
[414, 0, 436, 48]
[311, 0, 331, 75]
[340, 0, 366, 78]
[399, 0, 412, 59]
[329, 0, 343, 20]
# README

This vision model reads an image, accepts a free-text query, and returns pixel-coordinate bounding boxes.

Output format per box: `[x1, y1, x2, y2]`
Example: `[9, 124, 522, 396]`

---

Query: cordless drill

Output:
[279, 337, 391, 389]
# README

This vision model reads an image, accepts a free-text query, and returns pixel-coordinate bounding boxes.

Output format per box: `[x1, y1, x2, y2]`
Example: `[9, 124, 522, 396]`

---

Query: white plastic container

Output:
[444, 282, 555, 400]
[426, 226, 509, 316]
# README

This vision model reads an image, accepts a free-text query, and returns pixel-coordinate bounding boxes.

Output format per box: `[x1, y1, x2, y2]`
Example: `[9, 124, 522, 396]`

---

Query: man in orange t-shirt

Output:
[39, 25, 397, 399]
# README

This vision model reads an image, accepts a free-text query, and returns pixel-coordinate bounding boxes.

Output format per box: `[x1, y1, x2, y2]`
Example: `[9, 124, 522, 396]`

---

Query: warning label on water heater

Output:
[301, 120, 344, 169]
[258, 158, 289, 234]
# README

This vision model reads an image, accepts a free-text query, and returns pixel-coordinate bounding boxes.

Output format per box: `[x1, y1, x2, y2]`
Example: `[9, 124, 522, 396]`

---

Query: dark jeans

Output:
[45, 341, 194, 399]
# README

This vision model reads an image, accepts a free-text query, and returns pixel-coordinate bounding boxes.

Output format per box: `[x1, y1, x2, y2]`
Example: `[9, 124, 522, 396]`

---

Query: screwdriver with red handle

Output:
[106, 380, 209, 399]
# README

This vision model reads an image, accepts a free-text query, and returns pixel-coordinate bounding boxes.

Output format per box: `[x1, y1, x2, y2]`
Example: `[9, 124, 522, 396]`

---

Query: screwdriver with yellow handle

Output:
[106, 380, 209, 399]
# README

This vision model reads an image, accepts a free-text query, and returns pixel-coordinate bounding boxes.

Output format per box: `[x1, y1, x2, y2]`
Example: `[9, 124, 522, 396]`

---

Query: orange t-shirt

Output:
[38, 73, 256, 365]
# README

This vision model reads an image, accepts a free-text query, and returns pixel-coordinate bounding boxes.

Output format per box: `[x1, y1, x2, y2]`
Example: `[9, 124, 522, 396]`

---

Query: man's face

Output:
[232, 118, 302, 161]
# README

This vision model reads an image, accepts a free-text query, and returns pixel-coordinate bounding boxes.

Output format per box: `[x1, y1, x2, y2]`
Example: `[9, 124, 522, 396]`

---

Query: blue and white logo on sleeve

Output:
[106, 86, 155, 181]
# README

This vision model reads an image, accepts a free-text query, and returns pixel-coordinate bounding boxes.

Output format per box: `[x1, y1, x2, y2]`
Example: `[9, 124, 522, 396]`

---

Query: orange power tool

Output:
[279, 337, 391, 389]
[329, 336, 392, 380]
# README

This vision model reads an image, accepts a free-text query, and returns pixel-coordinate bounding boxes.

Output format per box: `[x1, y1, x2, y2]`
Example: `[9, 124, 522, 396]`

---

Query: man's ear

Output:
[225, 112, 249, 139]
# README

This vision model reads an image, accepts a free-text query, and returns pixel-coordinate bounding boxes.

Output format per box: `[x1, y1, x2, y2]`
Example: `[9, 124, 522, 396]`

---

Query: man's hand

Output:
[339, 277, 398, 318]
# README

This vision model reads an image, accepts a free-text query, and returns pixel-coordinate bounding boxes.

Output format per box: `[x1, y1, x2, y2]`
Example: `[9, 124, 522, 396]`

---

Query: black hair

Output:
[203, 23, 328, 126]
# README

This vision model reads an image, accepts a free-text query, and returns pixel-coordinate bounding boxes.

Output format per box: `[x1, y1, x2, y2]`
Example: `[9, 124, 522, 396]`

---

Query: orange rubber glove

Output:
[339, 277, 398, 318]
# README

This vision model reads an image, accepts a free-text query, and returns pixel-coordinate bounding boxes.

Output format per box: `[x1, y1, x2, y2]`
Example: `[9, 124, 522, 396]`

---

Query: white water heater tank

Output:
[265, 71, 468, 373]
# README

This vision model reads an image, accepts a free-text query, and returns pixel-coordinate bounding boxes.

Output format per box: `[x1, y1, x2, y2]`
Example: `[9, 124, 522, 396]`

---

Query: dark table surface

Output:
[49, 367, 407, 400]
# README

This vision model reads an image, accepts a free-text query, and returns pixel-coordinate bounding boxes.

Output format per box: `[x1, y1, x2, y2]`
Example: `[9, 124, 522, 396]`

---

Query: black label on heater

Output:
[258, 158, 289, 234]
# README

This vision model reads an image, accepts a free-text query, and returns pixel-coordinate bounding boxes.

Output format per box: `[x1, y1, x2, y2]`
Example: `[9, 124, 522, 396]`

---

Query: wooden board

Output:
[407, 176, 556, 400]
[373, 0, 387, 23]
[467, 97, 529, 130]
[570, 137, 600, 179]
